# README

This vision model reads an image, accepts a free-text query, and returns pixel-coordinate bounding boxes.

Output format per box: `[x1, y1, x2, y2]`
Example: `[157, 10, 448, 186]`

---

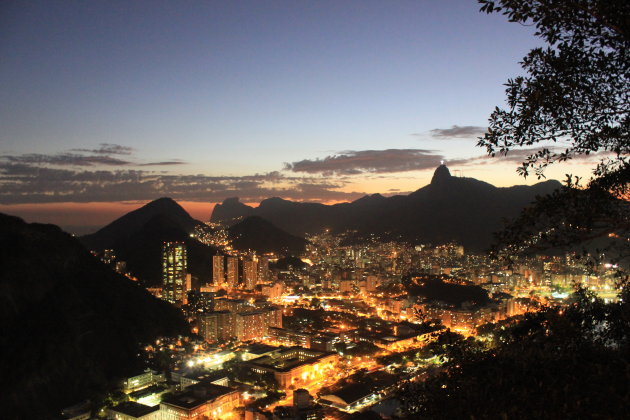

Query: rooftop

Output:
[129, 384, 167, 400]
[161, 383, 237, 410]
[182, 368, 229, 383]
[248, 346, 336, 372]
[110, 401, 159, 418]
[324, 383, 373, 406]
[241, 343, 278, 355]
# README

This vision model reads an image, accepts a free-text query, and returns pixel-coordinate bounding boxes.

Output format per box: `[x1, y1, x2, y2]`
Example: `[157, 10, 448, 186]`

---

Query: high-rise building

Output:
[184, 273, 192, 305]
[212, 255, 225, 285]
[200, 311, 235, 342]
[162, 242, 187, 305]
[235, 311, 268, 342]
[243, 259, 258, 290]
[257, 256, 270, 283]
[266, 306, 283, 329]
[268, 327, 310, 348]
[261, 282, 284, 299]
[214, 298, 249, 313]
[226, 256, 238, 289]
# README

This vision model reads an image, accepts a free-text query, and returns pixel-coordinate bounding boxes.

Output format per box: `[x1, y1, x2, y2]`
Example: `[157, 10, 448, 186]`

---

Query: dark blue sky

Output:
[1, 0, 590, 228]
[2, 0, 535, 162]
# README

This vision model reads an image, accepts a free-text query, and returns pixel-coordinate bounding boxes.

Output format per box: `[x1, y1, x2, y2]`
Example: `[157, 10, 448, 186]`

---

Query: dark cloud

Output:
[1, 148, 186, 168]
[0, 147, 365, 205]
[138, 160, 187, 166]
[429, 125, 487, 139]
[0, 162, 364, 205]
[71, 143, 134, 155]
[2, 153, 132, 166]
[285, 149, 445, 175]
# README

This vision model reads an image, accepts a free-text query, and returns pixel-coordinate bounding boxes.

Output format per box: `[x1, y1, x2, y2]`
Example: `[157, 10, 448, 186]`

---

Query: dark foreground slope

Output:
[211, 165, 561, 251]
[228, 216, 308, 255]
[0, 214, 189, 418]
[81, 198, 218, 287]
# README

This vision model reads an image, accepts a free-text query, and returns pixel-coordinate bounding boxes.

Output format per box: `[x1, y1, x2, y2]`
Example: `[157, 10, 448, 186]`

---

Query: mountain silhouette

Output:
[0, 213, 189, 418]
[211, 165, 562, 251]
[211, 196, 256, 222]
[81, 198, 218, 287]
[82, 197, 200, 250]
[228, 216, 308, 255]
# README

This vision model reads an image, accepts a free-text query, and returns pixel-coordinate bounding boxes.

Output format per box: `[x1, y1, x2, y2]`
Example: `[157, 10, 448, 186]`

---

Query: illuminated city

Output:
[77, 203, 624, 420]
[1, 1, 628, 419]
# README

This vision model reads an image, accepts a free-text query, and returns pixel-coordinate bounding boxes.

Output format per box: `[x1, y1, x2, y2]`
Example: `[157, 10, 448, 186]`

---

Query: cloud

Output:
[285, 149, 445, 175]
[0, 146, 373, 205]
[445, 146, 613, 168]
[2, 153, 133, 166]
[71, 143, 134, 155]
[0, 162, 364, 205]
[1, 148, 186, 168]
[429, 125, 487, 139]
[138, 160, 187, 166]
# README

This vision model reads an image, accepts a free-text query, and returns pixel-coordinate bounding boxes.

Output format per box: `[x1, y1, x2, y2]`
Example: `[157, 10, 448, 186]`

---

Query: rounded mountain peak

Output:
[431, 164, 452, 185]
[222, 197, 241, 204]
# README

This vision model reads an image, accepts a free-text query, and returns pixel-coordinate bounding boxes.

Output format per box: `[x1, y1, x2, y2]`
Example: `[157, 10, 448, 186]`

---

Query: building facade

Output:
[226, 256, 238, 289]
[200, 311, 235, 343]
[243, 259, 258, 290]
[162, 242, 187, 305]
[160, 383, 240, 420]
[212, 255, 224, 285]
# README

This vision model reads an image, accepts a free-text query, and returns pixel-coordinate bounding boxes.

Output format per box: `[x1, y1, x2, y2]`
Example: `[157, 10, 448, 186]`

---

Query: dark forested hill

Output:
[227, 216, 307, 255]
[80, 198, 218, 286]
[0, 214, 189, 418]
[82, 197, 200, 249]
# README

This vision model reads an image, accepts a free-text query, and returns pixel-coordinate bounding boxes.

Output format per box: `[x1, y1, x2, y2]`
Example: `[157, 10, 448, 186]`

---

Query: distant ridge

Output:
[211, 196, 255, 222]
[211, 165, 562, 251]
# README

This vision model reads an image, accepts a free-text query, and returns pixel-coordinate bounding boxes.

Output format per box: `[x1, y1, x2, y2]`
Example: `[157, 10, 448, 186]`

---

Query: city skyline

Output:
[0, 0, 602, 231]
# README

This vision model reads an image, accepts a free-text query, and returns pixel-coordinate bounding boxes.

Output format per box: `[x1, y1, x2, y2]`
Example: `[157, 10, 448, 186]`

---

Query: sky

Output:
[0, 0, 599, 233]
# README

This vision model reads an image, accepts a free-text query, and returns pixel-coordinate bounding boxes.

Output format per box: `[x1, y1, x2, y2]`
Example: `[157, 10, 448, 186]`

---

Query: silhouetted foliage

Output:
[345, 341, 380, 357]
[271, 256, 308, 271]
[405, 275, 491, 307]
[398, 4, 630, 416]
[478, 0, 628, 181]
[401, 286, 630, 418]
[477, 0, 629, 265]
[283, 308, 332, 332]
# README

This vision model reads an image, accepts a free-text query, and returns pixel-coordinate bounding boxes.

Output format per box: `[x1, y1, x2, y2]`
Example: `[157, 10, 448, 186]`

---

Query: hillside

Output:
[80, 198, 218, 287]
[228, 216, 308, 255]
[405, 275, 491, 307]
[82, 197, 200, 250]
[0, 214, 189, 418]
